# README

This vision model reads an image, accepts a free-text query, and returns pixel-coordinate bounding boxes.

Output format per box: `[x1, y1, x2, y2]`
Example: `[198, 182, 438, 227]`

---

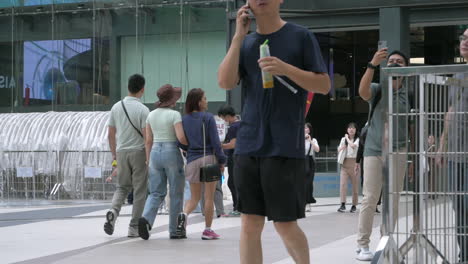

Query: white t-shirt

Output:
[338, 137, 360, 159]
[146, 108, 182, 142]
[214, 115, 227, 142]
[305, 138, 319, 157]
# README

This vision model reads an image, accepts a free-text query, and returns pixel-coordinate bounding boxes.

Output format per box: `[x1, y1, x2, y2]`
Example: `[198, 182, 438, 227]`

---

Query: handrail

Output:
[382, 64, 468, 76]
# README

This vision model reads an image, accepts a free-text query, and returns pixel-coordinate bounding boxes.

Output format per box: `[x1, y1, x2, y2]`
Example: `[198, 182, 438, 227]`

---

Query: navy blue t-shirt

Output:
[224, 120, 241, 157]
[235, 22, 327, 159]
[182, 112, 226, 165]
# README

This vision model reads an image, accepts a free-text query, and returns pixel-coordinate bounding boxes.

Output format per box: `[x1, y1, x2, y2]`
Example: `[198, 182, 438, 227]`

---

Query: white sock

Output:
[205, 227, 211, 231]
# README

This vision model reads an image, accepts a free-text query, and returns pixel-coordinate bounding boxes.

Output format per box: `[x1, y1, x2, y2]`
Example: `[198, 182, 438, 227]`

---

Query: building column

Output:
[109, 34, 121, 105]
[379, 7, 410, 58]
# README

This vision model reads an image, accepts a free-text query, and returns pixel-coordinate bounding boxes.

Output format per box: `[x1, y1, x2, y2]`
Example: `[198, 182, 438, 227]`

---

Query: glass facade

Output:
[0, 1, 229, 112]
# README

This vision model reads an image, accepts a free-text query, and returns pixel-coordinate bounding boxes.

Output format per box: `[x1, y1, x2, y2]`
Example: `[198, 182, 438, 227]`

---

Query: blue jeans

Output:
[448, 162, 468, 261]
[142, 142, 185, 235]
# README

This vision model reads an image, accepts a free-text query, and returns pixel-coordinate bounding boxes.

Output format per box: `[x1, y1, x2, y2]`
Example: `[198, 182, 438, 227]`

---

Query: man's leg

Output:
[453, 162, 468, 262]
[357, 156, 383, 248]
[111, 152, 133, 214]
[227, 156, 238, 211]
[274, 221, 310, 264]
[388, 150, 408, 233]
[240, 214, 265, 264]
[235, 155, 265, 264]
[130, 150, 148, 228]
[259, 157, 308, 262]
[104, 152, 132, 235]
[214, 179, 224, 216]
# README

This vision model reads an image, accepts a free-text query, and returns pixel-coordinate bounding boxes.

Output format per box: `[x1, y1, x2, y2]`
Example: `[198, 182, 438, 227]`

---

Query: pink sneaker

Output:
[201, 229, 220, 240]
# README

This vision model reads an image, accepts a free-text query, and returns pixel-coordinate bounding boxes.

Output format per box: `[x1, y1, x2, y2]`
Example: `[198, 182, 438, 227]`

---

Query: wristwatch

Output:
[367, 62, 379, 70]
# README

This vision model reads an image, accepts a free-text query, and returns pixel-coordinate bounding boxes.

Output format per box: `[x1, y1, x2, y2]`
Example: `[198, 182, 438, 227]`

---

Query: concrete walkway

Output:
[0, 197, 383, 264]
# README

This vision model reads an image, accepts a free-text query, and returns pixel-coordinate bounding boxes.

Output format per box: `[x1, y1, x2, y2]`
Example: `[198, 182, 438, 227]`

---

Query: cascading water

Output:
[0, 111, 114, 201]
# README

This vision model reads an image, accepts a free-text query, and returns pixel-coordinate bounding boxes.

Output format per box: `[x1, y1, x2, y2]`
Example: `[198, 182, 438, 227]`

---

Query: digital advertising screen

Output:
[23, 39, 91, 100]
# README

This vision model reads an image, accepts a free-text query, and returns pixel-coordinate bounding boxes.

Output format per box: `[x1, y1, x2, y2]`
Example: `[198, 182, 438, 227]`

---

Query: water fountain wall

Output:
[0, 111, 115, 201]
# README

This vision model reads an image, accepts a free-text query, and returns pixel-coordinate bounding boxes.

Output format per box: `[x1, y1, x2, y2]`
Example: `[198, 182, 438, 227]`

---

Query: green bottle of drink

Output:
[260, 39, 274, 89]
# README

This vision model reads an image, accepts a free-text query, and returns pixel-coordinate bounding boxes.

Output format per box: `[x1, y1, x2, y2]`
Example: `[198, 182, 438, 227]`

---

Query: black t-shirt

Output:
[224, 121, 241, 157]
[235, 22, 327, 159]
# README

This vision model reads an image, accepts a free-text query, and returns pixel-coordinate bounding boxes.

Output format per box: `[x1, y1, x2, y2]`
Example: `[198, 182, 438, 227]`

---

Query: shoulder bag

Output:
[199, 114, 222, 182]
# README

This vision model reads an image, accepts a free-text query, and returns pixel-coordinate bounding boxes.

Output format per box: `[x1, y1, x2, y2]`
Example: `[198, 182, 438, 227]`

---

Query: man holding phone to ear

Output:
[218, 0, 330, 263]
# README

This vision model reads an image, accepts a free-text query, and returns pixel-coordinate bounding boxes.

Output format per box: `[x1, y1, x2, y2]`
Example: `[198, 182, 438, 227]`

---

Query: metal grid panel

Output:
[376, 64, 468, 264]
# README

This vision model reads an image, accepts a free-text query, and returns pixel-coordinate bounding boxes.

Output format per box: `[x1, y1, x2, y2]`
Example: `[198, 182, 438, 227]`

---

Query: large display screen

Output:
[23, 39, 91, 100]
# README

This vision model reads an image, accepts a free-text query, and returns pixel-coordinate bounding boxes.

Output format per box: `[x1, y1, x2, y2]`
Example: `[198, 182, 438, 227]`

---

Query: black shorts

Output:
[234, 155, 306, 222]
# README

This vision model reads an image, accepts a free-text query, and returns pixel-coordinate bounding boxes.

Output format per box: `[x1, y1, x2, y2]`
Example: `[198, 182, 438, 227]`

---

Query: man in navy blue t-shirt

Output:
[218, 0, 330, 263]
[218, 105, 241, 216]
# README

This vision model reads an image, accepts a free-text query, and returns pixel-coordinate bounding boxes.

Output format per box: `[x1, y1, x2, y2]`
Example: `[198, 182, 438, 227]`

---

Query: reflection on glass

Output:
[23, 38, 110, 105]
[24, 39, 91, 104]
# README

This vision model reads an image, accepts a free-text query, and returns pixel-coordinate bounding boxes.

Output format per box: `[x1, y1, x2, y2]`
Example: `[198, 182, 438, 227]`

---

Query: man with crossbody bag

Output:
[104, 74, 150, 238]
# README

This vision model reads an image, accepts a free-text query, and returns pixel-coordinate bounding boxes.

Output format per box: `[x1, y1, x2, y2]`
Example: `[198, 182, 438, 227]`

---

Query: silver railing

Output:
[374, 64, 468, 264]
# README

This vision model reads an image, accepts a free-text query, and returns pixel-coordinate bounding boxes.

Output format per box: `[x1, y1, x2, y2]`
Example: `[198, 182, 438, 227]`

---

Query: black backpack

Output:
[356, 89, 382, 163]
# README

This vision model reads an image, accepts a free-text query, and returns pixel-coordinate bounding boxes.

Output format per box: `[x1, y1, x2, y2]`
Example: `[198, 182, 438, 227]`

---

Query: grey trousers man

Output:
[105, 150, 148, 237]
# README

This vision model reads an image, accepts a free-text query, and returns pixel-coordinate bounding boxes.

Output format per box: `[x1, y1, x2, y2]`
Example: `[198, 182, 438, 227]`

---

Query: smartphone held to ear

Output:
[243, 2, 254, 25]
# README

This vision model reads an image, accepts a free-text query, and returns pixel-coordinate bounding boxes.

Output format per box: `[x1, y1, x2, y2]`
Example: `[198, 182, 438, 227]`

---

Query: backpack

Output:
[356, 89, 382, 162]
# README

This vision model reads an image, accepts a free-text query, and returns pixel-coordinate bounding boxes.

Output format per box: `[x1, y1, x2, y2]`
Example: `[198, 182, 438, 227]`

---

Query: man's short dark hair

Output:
[128, 74, 145, 94]
[218, 105, 236, 117]
[388, 50, 409, 66]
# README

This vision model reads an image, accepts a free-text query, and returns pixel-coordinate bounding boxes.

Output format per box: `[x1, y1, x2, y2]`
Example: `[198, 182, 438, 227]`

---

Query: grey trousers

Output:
[110, 150, 148, 228]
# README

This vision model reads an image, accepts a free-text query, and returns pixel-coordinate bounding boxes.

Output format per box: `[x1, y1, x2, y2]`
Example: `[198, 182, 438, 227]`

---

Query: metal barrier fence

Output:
[0, 112, 115, 202]
[375, 64, 468, 264]
[0, 150, 115, 201]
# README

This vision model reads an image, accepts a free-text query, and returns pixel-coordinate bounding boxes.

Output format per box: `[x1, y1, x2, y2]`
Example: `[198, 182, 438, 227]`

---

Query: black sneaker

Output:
[170, 233, 187, 239]
[375, 207, 381, 213]
[350, 205, 357, 213]
[337, 204, 346, 213]
[138, 217, 151, 240]
[104, 209, 117, 235]
[176, 213, 187, 238]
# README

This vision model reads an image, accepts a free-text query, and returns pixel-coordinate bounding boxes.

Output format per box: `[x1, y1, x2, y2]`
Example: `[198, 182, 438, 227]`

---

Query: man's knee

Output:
[241, 214, 264, 235]
[273, 221, 298, 236]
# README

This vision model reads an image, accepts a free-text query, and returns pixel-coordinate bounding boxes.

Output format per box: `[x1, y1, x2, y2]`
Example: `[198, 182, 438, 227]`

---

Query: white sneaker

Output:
[356, 248, 374, 261]
[128, 226, 139, 238]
